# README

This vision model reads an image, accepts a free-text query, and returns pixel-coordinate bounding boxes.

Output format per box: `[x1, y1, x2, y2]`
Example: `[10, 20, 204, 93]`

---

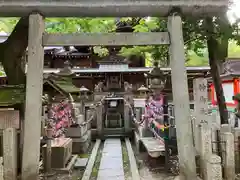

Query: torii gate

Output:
[0, 1, 228, 180]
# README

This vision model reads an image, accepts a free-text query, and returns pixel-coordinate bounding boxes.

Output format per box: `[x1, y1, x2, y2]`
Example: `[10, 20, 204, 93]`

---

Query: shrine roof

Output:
[220, 58, 240, 76]
[44, 75, 79, 94]
[0, 66, 210, 80]
[44, 47, 92, 58]
[43, 66, 210, 74]
[207, 58, 240, 81]
[0, 35, 91, 57]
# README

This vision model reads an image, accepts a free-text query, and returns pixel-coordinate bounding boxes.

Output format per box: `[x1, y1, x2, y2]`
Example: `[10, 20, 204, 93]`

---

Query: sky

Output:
[227, 0, 240, 24]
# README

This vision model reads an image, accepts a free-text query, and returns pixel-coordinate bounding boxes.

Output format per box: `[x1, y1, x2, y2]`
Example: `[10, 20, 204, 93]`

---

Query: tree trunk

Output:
[206, 17, 228, 124]
[0, 17, 29, 85]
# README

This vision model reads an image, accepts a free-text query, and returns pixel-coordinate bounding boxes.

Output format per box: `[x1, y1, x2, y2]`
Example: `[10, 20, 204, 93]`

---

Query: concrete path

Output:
[97, 139, 124, 180]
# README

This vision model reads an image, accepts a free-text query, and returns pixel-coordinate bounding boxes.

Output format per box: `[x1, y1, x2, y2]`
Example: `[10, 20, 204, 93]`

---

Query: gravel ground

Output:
[132, 143, 177, 180]
[38, 140, 178, 180]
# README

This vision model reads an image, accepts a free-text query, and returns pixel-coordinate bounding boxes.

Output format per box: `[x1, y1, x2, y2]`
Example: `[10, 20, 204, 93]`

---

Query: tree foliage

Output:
[43, 16, 240, 67]
[0, 15, 239, 84]
[1, 16, 240, 64]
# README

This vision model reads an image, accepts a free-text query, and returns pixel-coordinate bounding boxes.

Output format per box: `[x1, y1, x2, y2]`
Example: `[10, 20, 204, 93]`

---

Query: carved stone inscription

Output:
[194, 78, 208, 124]
[193, 78, 208, 153]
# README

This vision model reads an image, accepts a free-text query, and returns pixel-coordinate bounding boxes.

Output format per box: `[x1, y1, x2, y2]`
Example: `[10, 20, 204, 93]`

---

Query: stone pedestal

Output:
[234, 128, 240, 173]
[220, 132, 235, 180]
[198, 123, 212, 179]
[66, 125, 88, 138]
[96, 104, 103, 137]
[71, 130, 91, 154]
[42, 138, 72, 169]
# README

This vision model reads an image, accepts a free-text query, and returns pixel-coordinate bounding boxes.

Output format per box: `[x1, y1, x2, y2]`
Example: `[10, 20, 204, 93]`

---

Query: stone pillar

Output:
[211, 111, 221, 130]
[22, 13, 45, 180]
[86, 110, 92, 130]
[193, 78, 208, 154]
[233, 128, 240, 173]
[211, 112, 221, 154]
[124, 104, 131, 133]
[220, 124, 232, 133]
[221, 132, 235, 180]
[96, 104, 103, 137]
[198, 123, 212, 179]
[79, 114, 85, 125]
[168, 15, 197, 179]
[79, 100, 84, 115]
[135, 108, 143, 138]
[205, 154, 222, 180]
[3, 128, 17, 180]
[135, 108, 141, 122]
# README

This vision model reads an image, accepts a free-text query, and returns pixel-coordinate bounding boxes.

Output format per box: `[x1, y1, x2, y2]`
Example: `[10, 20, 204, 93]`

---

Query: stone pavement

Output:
[97, 139, 124, 180]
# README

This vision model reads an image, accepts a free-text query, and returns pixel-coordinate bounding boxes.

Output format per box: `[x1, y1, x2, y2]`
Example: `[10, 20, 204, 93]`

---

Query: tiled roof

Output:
[221, 59, 240, 75]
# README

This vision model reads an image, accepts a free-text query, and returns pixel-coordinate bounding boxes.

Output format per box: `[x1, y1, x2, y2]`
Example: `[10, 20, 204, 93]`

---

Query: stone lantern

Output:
[78, 86, 89, 115]
[79, 86, 89, 100]
[137, 85, 149, 98]
[146, 61, 166, 94]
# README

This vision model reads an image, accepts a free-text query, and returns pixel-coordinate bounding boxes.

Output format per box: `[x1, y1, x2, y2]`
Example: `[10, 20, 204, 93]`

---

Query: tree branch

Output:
[206, 17, 228, 124]
[0, 17, 29, 85]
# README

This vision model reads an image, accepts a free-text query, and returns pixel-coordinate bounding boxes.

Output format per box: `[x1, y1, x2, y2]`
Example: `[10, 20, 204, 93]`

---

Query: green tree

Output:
[0, 16, 239, 84]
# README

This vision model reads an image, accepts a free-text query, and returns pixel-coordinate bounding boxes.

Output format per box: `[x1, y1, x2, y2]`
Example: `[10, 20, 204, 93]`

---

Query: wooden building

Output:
[43, 46, 211, 98]
[210, 58, 240, 111]
[0, 32, 211, 101]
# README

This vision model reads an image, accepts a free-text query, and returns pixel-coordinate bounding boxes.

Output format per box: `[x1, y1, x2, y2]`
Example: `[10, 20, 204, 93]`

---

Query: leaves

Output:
[0, 16, 240, 67]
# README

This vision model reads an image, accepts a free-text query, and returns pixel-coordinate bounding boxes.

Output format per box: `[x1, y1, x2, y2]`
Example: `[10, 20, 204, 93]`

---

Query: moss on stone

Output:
[48, 76, 79, 94]
[0, 85, 25, 106]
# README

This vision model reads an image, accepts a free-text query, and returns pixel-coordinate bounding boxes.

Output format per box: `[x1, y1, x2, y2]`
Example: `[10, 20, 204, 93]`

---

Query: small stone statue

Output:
[94, 82, 104, 92]
[124, 81, 132, 92]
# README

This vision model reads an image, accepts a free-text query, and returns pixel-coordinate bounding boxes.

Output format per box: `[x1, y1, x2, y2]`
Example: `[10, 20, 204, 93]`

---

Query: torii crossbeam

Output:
[0, 0, 228, 17]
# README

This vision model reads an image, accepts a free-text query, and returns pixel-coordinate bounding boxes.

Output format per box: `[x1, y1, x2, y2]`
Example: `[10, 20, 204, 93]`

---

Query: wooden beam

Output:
[22, 13, 45, 180]
[43, 32, 170, 46]
[0, 0, 228, 17]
